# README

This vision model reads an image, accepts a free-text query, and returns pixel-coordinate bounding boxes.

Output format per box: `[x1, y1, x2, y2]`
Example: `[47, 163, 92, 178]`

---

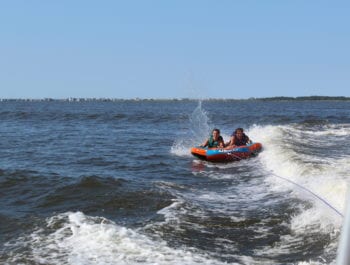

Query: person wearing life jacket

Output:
[200, 128, 225, 148]
[225, 128, 251, 148]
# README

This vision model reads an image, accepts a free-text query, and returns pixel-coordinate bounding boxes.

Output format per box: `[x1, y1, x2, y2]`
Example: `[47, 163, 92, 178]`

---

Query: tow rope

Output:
[227, 151, 344, 218]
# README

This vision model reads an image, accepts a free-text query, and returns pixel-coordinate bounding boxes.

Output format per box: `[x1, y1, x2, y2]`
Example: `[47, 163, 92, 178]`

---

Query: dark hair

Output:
[212, 128, 220, 134]
[235, 128, 244, 134]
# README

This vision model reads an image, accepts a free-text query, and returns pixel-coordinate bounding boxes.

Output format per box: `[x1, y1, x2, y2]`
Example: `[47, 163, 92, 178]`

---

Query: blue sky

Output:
[1, 1, 349, 99]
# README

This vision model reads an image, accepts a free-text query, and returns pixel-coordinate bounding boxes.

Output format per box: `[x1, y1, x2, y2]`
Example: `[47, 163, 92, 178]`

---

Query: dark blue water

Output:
[1, 100, 350, 265]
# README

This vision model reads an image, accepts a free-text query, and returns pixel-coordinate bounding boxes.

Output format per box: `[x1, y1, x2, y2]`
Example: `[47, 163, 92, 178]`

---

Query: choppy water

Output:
[1, 100, 350, 265]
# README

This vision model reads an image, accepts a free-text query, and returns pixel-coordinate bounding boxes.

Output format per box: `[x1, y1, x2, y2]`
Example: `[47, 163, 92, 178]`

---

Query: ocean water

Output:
[1, 99, 350, 265]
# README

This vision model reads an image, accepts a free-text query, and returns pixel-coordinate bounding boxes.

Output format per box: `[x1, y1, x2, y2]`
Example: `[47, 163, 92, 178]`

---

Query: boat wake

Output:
[3, 211, 228, 265]
[170, 102, 350, 264]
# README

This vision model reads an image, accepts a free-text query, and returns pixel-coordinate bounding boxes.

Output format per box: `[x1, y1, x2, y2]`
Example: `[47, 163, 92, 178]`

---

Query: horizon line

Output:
[0, 96, 350, 102]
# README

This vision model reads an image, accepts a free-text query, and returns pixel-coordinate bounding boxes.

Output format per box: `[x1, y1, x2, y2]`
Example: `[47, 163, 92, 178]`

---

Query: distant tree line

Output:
[256, 96, 350, 101]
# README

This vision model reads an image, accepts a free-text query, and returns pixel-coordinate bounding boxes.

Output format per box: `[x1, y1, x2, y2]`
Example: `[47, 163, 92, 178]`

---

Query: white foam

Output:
[248, 124, 349, 228]
[244, 124, 347, 265]
[170, 139, 193, 157]
[7, 212, 230, 265]
[302, 124, 350, 137]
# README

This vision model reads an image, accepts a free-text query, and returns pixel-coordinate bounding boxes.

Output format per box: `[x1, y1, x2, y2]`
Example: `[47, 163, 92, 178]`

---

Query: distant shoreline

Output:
[0, 96, 350, 102]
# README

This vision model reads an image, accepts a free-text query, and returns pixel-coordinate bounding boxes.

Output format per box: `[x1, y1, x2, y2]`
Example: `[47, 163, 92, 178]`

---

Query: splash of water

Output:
[189, 101, 211, 142]
[171, 101, 211, 156]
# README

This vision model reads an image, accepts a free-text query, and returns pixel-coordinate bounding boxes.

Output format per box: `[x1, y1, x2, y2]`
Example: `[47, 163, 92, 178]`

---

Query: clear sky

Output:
[1, 1, 349, 99]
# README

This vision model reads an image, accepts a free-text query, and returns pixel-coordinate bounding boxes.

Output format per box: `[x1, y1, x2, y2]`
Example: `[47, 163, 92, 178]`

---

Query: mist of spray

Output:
[171, 101, 211, 156]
